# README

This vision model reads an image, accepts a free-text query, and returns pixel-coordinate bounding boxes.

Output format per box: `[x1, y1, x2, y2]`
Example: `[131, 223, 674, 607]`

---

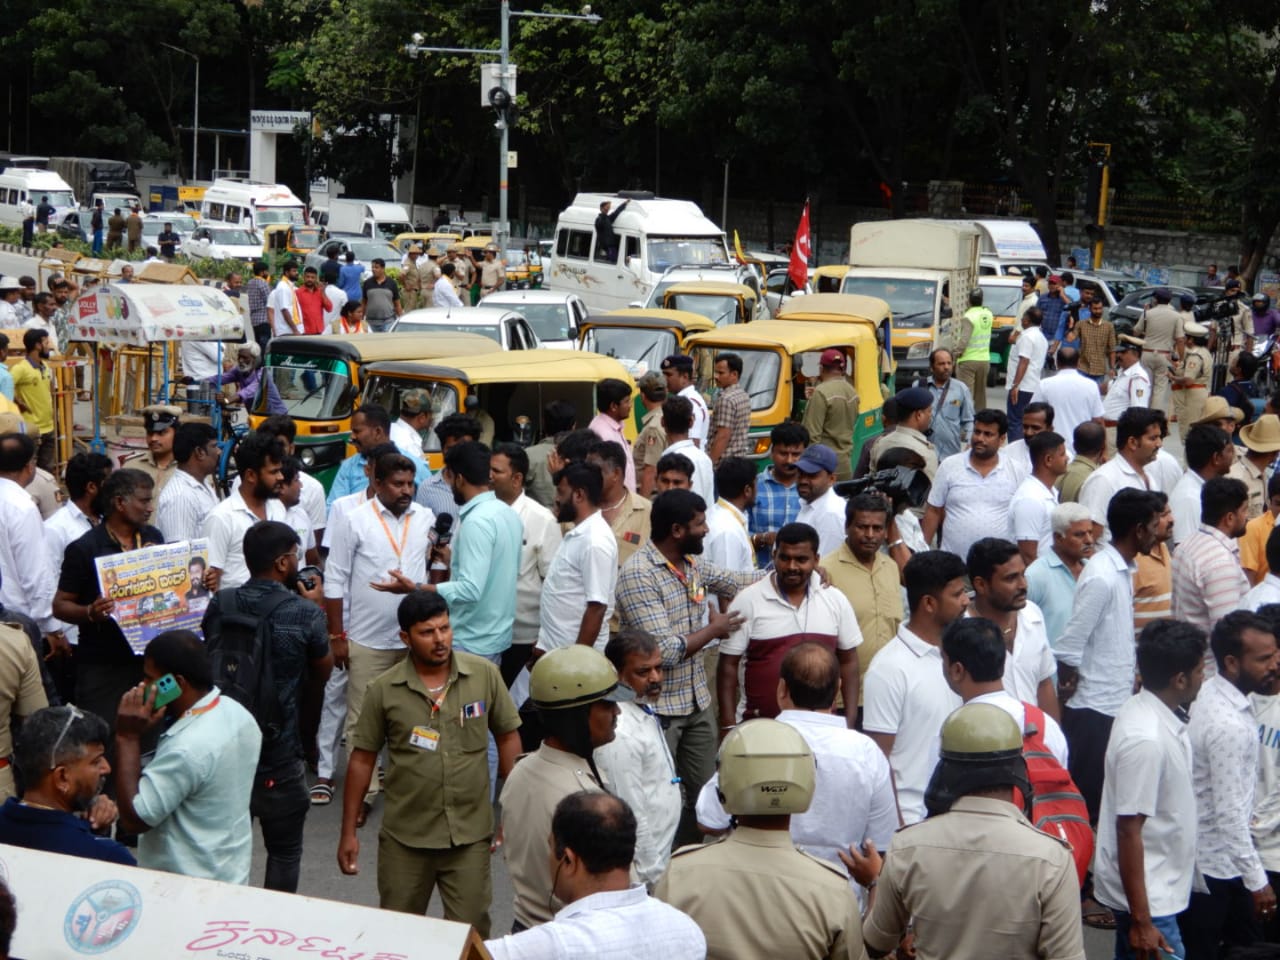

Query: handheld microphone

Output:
[432, 513, 454, 548]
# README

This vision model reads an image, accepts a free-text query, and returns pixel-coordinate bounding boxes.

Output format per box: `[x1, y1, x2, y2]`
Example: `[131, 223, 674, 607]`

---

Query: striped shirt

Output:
[1172, 525, 1249, 672]
[154, 468, 219, 544]
[1133, 544, 1172, 638]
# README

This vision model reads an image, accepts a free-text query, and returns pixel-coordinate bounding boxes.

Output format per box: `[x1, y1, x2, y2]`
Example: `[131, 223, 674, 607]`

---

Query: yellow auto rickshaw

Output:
[263, 224, 324, 271]
[659, 280, 766, 325]
[776, 292, 896, 394]
[249, 331, 501, 488]
[359, 350, 637, 471]
[394, 231, 461, 258]
[683, 319, 885, 470]
[578, 309, 716, 378]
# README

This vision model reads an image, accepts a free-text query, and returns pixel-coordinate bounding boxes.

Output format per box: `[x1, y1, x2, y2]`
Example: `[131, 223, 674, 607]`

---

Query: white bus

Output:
[199, 178, 305, 230]
[0, 168, 77, 227]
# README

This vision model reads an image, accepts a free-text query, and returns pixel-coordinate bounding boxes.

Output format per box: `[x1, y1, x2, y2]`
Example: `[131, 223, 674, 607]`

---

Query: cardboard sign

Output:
[0, 844, 489, 960]
[94, 540, 210, 655]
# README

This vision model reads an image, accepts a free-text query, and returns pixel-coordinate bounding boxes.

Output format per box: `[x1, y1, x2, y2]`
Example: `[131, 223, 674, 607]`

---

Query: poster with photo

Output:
[96, 539, 210, 654]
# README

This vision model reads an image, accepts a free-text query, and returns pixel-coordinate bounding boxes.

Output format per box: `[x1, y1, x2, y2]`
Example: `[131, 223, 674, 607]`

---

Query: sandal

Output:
[309, 781, 333, 806]
[355, 801, 372, 829]
[1081, 896, 1116, 930]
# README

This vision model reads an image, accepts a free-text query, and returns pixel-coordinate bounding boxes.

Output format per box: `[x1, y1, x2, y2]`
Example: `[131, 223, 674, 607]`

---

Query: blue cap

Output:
[893, 387, 933, 412]
[795, 444, 838, 475]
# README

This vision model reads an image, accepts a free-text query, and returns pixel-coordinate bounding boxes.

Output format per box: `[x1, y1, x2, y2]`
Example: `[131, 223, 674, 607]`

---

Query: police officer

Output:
[500, 645, 633, 932]
[953, 287, 994, 410]
[846, 703, 1085, 960]
[801, 348, 859, 481]
[479, 244, 506, 298]
[1224, 277, 1253, 352]
[123, 404, 182, 498]
[400, 245, 426, 311]
[868, 387, 939, 481]
[655, 719, 863, 960]
[1172, 319, 1214, 429]
[1132, 288, 1186, 416]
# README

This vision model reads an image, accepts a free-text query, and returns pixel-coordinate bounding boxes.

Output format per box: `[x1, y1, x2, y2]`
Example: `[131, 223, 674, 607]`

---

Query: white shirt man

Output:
[1243, 573, 1280, 612]
[323, 282, 348, 330]
[1009, 322, 1049, 397]
[1102, 350, 1151, 421]
[964, 602, 1058, 708]
[538, 510, 618, 652]
[1054, 543, 1137, 718]
[389, 417, 425, 461]
[45, 500, 96, 645]
[511, 492, 562, 646]
[434, 274, 463, 308]
[593, 700, 681, 887]
[1010, 474, 1059, 557]
[1168, 471, 1206, 547]
[201, 490, 286, 589]
[927, 450, 1020, 562]
[704, 499, 754, 573]
[268, 273, 301, 336]
[661, 438, 714, 508]
[678, 383, 709, 447]
[863, 624, 962, 824]
[155, 468, 220, 544]
[1032, 367, 1103, 455]
[1251, 691, 1280, 890]
[0, 476, 56, 633]
[179, 341, 222, 381]
[695, 708, 897, 898]
[796, 487, 846, 558]
[1079, 456, 1160, 533]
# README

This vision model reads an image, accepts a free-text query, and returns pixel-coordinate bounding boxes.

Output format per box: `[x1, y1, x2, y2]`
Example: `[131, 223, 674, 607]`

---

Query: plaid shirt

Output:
[711, 383, 752, 458]
[1074, 318, 1116, 376]
[246, 276, 271, 328]
[747, 466, 801, 567]
[616, 541, 761, 715]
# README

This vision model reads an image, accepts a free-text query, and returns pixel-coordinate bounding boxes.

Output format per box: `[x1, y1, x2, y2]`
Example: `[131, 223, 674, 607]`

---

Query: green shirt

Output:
[352, 651, 520, 849]
[802, 378, 860, 475]
[1058, 455, 1099, 504]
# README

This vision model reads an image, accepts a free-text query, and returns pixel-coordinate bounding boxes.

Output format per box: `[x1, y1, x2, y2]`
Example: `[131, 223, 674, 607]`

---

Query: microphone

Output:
[428, 514, 454, 584]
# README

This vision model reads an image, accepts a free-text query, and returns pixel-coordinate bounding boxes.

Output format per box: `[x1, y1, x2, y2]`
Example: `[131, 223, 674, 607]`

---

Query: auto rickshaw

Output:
[776, 292, 897, 394]
[249, 331, 501, 488]
[359, 350, 637, 471]
[393, 231, 461, 258]
[659, 281, 767, 325]
[810, 264, 850, 294]
[262, 224, 324, 272]
[683, 319, 884, 471]
[578, 309, 716, 378]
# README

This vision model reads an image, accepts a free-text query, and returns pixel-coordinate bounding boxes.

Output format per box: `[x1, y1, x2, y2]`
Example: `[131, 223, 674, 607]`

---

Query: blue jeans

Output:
[92, 228, 104, 254]
[1112, 910, 1184, 960]
[1007, 389, 1032, 440]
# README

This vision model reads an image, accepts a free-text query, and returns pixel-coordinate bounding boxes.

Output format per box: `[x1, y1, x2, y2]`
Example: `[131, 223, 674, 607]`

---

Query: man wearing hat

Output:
[870, 387, 939, 482]
[390, 389, 432, 461]
[0, 277, 21, 326]
[1132, 288, 1186, 416]
[801, 348, 859, 481]
[1191, 394, 1245, 439]
[1172, 320, 1215, 427]
[794, 445, 847, 556]
[1231, 414, 1280, 520]
[123, 405, 182, 498]
[660, 355, 709, 448]
[479, 245, 506, 298]
[400, 245, 427, 312]
[1102, 336, 1151, 427]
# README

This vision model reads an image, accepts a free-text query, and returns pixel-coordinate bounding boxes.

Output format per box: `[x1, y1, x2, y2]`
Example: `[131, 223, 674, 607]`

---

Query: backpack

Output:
[1021, 703, 1093, 886]
[204, 587, 293, 741]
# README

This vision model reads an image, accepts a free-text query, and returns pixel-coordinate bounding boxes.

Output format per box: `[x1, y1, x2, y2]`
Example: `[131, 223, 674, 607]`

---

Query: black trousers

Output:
[1061, 704, 1114, 824]
[251, 759, 311, 893]
[1179, 875, 1262, 960]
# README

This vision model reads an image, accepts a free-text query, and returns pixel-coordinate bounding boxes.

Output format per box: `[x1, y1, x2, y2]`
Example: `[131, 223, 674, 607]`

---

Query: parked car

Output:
[480, 289, 587, 349]
[140, 213, 197, 254]
[1072, 270, 1147, 311]
[55, 210, 91, 244]
[1107, 285, 1219, 337]
[303, 235, 401, 280]
[392, 306, 541, 350]
[184, 225, 263, 261]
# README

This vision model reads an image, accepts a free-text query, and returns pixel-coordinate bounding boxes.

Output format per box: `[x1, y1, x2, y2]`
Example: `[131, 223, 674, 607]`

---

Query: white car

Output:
[479, 289, 587, 349]
[184, 225, 262, 261]
[393, 306, 541, 350]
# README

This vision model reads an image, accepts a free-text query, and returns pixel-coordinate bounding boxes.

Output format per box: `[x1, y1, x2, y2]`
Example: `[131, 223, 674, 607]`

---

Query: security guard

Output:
[400, 245, 427, 312]
[500, 645, 633, 932]
[123, 404, 182, 498]
[802, 348, 860, 481]
[847, 703, 1085, 960]
[654, 719, 864, 960]
[953, 287, 994, 410]
[868, 387, 939, 481]
[1172, 320, 1214, 429]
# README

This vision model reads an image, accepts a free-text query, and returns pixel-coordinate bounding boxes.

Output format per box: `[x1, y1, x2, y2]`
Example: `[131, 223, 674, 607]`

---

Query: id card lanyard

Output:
[371, 499, 412, 561]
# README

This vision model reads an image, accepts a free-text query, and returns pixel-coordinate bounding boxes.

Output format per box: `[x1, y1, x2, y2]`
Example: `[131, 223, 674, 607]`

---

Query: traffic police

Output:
[500, 645, 633, 932]
[802, 348, 860, 481]
[400, 245, 427, 311]
[868, 387, 939, 481]
[655, 719, 864, 960]
[953, 287, 994, 410]
[1172, 320, 1214, 428]
[123, 404, 182, 497]
[848, 703, 1085, 960]
[1132, 288, 1186, 415]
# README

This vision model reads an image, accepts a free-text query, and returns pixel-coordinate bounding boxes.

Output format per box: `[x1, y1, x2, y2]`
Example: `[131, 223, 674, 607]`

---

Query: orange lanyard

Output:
[429, 677, 454, 722]
[665, 556, 706, 604]
[183, 695, 220, 719]
[370, 500, 411, 560]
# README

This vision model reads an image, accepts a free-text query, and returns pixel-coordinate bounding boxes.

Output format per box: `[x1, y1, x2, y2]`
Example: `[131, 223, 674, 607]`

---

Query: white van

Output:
[967, 219, 1049, 277]
[0, 169, 77, 227]
[199, 177, 305, 230]
[547, 191, 729, 311]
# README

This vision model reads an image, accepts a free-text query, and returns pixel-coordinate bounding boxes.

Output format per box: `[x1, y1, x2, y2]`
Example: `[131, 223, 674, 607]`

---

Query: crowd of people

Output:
[2, 273, 1280, 959]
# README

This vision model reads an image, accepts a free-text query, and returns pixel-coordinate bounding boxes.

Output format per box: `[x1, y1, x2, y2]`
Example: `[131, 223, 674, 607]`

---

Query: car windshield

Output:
[490, 302, 570, 341]
[211, 229, 258, 245]
[1104, 278, 1145, 299]
[506, 250, 529, 266]
[646, 236, 730, 274]
[362, 377, 459, 453]
[666, 293, 740, 327]
[842, 277, 936, 328]
[690, 346, 780, 411]
[255, 357, 354, 418]
[979, 283, 1024, 317]
[257, 207, 304, 226]
[581, 327, 677, 378]
[396, 320, 502, 343]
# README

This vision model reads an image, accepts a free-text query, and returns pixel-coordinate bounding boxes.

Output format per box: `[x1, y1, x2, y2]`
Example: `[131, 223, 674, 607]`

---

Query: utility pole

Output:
[1086, 142, 1111, 270]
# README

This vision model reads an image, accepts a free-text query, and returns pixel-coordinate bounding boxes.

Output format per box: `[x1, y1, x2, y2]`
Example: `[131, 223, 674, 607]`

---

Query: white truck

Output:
[326, 199, 413, 241]
[842, 218, 982, 379]
[547, 191, 729, 311]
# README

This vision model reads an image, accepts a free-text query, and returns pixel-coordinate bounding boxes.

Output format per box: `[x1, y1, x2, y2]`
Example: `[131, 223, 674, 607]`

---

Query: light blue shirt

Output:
[0, 365, 13, 401]
[436, 491, 523, 656]
[133, 688, 262, 884]
[1025, 548, 1078, 648]
[327, 447, 430, 507]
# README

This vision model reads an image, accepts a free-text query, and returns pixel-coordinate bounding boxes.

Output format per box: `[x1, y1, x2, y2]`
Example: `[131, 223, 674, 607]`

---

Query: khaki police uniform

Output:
[122, 450, 178, 499]
[1230, 298, 1252, 349]
[869, 425, 939, 482]
[1173, 344, 1213, 427]
[634, 406, 667, 489]
[803, 379, 860, 481]
[500, 744, 605, 928]
[1229, 455, 1267, 520]
[655, 826, 866, 960]
[450, 253, 474, 296]
[351, 652, 520, 937]
[864, 796, 1084, 960]
[0, 620, 48, 799]
[480, 257, 506, 296]
[1133, 303, 1185, 415]
[28, 466, 64, 520]
[400, 257, 426, 311]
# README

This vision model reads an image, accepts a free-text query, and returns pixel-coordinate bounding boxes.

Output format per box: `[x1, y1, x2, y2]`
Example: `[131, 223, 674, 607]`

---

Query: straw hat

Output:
[1191, 396, 1246, 426]
[1240, 414, 1280, 453]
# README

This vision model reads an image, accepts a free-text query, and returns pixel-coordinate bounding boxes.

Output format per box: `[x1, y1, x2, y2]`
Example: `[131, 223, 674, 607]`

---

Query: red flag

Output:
[788, 201, 811, 291]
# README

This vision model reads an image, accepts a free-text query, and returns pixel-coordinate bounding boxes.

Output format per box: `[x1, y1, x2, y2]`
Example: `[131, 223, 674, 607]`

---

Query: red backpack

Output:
[1021, 703, 1093, 886]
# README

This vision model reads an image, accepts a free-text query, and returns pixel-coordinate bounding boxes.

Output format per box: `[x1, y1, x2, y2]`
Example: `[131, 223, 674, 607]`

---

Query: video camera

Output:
[1193, 294, 1238, 325]
[834, 466, 931, 511]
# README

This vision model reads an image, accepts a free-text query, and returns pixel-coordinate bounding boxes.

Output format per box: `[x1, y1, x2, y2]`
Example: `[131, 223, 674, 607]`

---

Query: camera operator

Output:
[1224, 278, 1254, 353]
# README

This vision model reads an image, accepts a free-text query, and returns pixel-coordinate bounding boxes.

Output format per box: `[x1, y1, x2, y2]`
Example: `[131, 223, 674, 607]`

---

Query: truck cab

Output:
[327, 199, 413, 241]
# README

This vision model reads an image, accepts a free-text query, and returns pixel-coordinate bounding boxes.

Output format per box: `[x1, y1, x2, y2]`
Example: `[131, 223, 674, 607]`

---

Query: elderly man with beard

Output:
[594, 630, 682, 888]
[206, 342, 287, 415]
[0, 706, 133, 863]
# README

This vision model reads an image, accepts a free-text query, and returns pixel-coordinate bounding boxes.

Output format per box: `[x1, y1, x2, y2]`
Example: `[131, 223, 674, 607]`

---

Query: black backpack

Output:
[204, 587, 293, 741]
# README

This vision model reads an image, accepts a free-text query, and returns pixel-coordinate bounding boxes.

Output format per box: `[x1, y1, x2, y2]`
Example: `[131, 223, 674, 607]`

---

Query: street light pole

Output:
[160, 43, 199, 182]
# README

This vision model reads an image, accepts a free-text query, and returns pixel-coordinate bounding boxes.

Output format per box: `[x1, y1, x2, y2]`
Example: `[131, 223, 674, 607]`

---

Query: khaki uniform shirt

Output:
[655, 826, 866, 960]
[1230, 456, 1267, 520]
[869, 425, 938, 482]
[608, 491, 652, 570]
[28, 466, 64, 520]
[0, 620, 49, 798]
[1232, 300, 1253, 348]
[480, 259, 506, 292]
[399, 260, 426, 309]
[803, 378, 860, 479]
[864, 796, 1085, 960]
[501, 745, 605, 927]
[634, 407, 667, 480]
[122, 451, 178, 499]
[1133, 303, 1186, 354]
[451, 256, 474, 291]
[1057, 455, 1098, 504]
[822, 543, 903, 704]
[1177, 345, 1213, 388]
[351, 653, 519, 849]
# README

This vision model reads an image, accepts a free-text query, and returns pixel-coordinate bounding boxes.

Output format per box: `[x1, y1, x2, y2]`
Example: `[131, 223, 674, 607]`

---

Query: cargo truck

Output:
[326, 199, 413, 240]
[49, 157, 140, 210]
